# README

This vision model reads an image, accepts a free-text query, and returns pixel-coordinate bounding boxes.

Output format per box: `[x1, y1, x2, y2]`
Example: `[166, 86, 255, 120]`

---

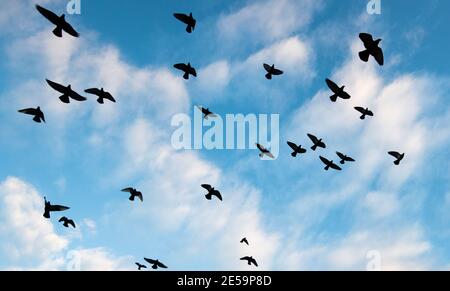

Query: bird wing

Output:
[144, 258, 157, 265]
[213, 190, 223, 201]
[61, 21, 79, 37]
[388, 152, 401, 159]
[250, 258, 259, 267]
[46, 79, 67, 93]
[373, 47, 384, 66]
[85, 88, 102, 96]
[307, 134, 318, 144]
[263, 64, 272, 73]
[201, 184, 213, 191]
[68, 220, 76, 228]
[104, 92, 116, 102]
[174, 63, 188, 71]
[256, 143, 266, 153]
[329, 162, 342, 171]
[366, 109, 374, 116]
[121, 188, 134, 193]
[35, 5, 60, 25]
[189, 67, 197, 77]
[336, 152, 345, 160]
[265, 151, 275, 159]
[340, 91, 351, 99]
[18, 108, 37, 115]
[157, 262, 168, 269]
[320, 156, 330, 165]
[359, 33, 374, 45]
[39, 111, 46, 123]
[136, 192, 144, 202]
[58, 217, 66, 222]
[346, 156, 355, 162]
[174, 13, 190, 24]
[326, 79, 340, 93]
[272, 68, 283, 75]
[240, 256, 251, 261]
[287, 142, 298, 151]
[49, 205, 70, 212]
[68, 90, 87, 101]
[354, 107, 365, 114]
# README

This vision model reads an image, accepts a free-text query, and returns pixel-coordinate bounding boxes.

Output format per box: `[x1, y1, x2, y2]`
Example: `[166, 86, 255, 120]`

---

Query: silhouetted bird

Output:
[173, 63, 197, 80]
[256, 143, 275, 159]
[84, 88, 116, 104]
[359, 33, 384, 66]
[197, 106, 217, 119]
[18, 107, 45, 123]
[240, 256, 258, 267]
[46, 79, 87, 103]
[201, 184, 223, 201]
[354, 107, 374, 120]
[59, 217, 76, 228]
[319, 156, 342, 171]
[135, 263, 147, 271]
[336, 152, 355, 165]
[240, 237, 249, 246]
[326, 79, 351, 102]
[287, 142, 307, 157]
[144, 258, 168, 270]
[35, 5, 79, 38]
[174, 13, 196, 33]
[43, 197, 70, 219]
[263, 64, 283, 80]
[388, 151, 405, 165]
[121, 188, 143, 202]
[307, 134, 326, 151]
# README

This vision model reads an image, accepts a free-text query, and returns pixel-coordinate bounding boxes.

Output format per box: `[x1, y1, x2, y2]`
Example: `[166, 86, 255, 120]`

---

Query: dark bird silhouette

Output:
[240, 256, 258, 267]
[201, 184, 223, 201]
[263, 64, 283, 80]
[354, 107, 374, 120]
[173, 63, 197, 80]
[35, 5, 79, 38]
[135, 263, 147, 271]
[388, 151, 405, 165]
[174, 13, 196, 33]
[58, 217, 76, 228]
[240, 237, 249, 246]
[46, 79, 87, 103]
[307, 134, 326, 151]
[197, 106, 217, 119]
[359, 33, 384, 66]
[84, 88, 116, 104]
[18, 107, 45, 123]
[320, 156, 342, 171]
[144, 258, 168, 270]
[287, 142, 307, 157]
[326, 79, 351, 102]
[256, 143, 275, 159]
[121, 188, 143, 202]
[336, 152, 355, 165]
[43, 197, 70, 219]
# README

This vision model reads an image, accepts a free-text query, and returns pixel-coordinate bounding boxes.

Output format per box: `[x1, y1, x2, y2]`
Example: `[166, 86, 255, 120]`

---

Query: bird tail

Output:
[359, 50, 370, 62]
[183, 72, 190, 80]
[325, 166, 330, 171]
[291, 152, 297, 158]
[330, 94, 338, 102]
[205, 194, 212, 200]
[59, 95, 70, 104]
[97, 97, 104, 104]
[186, 25, 193, 33]
[340, 160, 345, 165]
[394, 160, 400, 166]
[43, 210, 50, 219]
[265, 73, 272, 80]
[311, 145, 317, 151]
[53, 26, 63, 38]
[129, 195, 135, 201]
[360, 114, 366, 120]
[33, 115, 41, 123]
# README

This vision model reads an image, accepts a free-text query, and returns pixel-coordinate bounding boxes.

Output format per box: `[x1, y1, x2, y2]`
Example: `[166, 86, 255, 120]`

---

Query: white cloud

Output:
[196, 60, 231, 95]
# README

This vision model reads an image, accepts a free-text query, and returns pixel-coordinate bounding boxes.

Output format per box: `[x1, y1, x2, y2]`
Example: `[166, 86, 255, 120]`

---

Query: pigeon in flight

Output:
[307, 134, 326, 151]
[336, 152, 355, 165]
[173, 63, 197, 80]
[240, 237, 249, 246]
[359, 33, 384, 66]
[46, 79, 87, 104]
[121, 188, 143, 202]
[59, 217, 76, 228]
[135, 263, 147, 271]
[18, 107, 45, 123]
[326, 79, 351, 102]
[320, 156, 342, 171]
[35, 5, 79, 38]
[144, 258, 168, 270]
[84, 88, 116, 104]
[43, 197, 70, 219]
[173, 13, 196, 33]
[388, 151, 405, 165]
[354, 107, 374, 120]
[201, 184, 223, 201]
[287, 142, 307, 158]
[256, 143, 275, 159]
[263, 64, 283, 80]
[240, 256, 258, 267]
[197, 106, 217, 120]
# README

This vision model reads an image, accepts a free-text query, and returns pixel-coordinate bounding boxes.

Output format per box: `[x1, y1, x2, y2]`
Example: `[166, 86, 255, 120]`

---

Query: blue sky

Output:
[0, 0, 449, 270]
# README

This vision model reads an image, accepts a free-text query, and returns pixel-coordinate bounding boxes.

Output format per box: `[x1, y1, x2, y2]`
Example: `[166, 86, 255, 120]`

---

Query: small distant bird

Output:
[287, 142, 307, 158]
[173, 63, 197, 80]
[319, 156, 342, 171]
[354, 107, 374, 120]
[263, 64, 283, 80]
[359, 33, 384, 66]
[121, 188, 143, 202]
[58, 217, 76, 228]
[307, 134, 326, 151]
[135, 263, 147, 271]
[46, 79, 87, 104]
[336, 152, 355, 165]
[240, 256, 258, 267]
[201, 184, 223, 201]
[388, 151, 405, 165]
[197, 106, 217, 119]
[326, 79, 351, 102]
[240, 237, 249, 246]
[256, 143, 275, 159]
[43, 197, 70, 219]
[84, 88, 116, 104]
[35, 5, 79, 38]
[173, 13, 196, 33]
[18, 107, 45, 123]
[144, 258, 168, 270]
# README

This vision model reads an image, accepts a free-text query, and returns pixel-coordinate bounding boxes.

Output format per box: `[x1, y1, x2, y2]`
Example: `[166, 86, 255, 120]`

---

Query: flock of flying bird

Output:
[16, 4, 406, 270]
